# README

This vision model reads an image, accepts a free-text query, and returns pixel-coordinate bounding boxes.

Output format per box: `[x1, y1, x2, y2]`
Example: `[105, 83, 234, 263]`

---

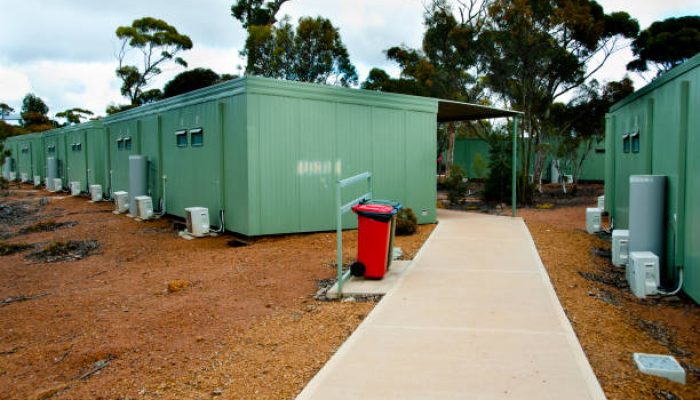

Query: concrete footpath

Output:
[297, 209, 606, 400]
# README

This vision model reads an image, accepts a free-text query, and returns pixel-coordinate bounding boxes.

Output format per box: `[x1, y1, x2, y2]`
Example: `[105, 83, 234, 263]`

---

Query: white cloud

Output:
[0, 0, 695, 115]
[0, 67, 32, 104]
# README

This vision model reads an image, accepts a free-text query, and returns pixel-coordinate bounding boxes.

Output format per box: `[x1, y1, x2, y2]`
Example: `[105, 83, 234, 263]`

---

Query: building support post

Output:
[512, 116, 518, 217]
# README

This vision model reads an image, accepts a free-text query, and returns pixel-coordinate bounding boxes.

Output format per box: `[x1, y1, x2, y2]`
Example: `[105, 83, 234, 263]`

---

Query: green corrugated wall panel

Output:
[86, 126, 108, 189]
[405, 112, 438, 223]
[254, 94, 302, 234]
[336, 103, 373, 229]
[606, 53, 700, 303]
[223, 95, 248, 233]
[66, 130, 88, 191]
[298, 99, 337, 232]
[107, 120, 140, 193]
[371, 107, 406, 207]
[684, 76, 700, 302]
[161, 100, 224, 226]
[139, 116, 162, 203]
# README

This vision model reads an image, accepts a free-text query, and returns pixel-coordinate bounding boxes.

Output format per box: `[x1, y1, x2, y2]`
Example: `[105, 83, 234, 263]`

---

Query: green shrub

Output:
[446, 165, 467, 204]
[396, 208, 417, 236]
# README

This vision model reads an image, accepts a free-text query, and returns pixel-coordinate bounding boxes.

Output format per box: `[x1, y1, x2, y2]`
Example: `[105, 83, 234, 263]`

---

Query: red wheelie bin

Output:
[350, 203, 398, 279]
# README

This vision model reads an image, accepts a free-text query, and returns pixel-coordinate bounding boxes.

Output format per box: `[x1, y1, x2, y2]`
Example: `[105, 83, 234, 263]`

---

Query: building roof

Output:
[437, 99, 522, 122]
[610, 52, 700, 113]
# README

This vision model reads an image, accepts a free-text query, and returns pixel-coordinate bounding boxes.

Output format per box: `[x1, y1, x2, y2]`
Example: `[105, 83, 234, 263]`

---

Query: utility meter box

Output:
[628, 251, 660, 299]
[113, 191, 129, 214]
[597, 195, 605, 211]
[612, 229, 629, 267]
[185, 207, 210, 237]
[70, 181, 81, 196]
[134, 196, 154, 220]
[586, 207, 602, 234]
[89, 185, 102, 202]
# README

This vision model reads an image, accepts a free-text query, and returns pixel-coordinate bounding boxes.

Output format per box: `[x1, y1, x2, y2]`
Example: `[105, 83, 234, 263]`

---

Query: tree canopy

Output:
[0, 103, 14, 119]
[115, 17, 193, 106]
[242, 16, 357, 86]
[627, 16, 700, 74]
[231, 0, 289, 28]
[56, 108, 94, 125]
[21, 93, 54, 132]
[162, 68, 236, 98]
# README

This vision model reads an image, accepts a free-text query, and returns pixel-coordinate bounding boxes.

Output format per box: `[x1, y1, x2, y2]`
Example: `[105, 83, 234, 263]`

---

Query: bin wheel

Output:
[350, 261, 366, 277]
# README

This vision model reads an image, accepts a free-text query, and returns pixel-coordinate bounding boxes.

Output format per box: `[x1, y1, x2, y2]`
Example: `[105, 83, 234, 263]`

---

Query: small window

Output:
[176, 130, 188, 147]
[124, 137, 132, 150]
[622, 134, 630, 153]
[631, 130, 640, 153]
[190, 128, 203, 147]
[71, 143, 76, 151]
[48, 145, 56, 154]
[595, 148, 605, 154]
[117, 137, 124, 150]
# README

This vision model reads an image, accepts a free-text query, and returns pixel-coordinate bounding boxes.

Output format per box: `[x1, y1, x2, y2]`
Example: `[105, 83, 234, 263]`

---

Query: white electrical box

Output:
[564, 174, 573, 184]
[185, 207, 210, 237]
[20, 172, 28, 183]
[9, 172, 16, 181]
[586, 207, 602, 234]
[33, 175, 41, 187]
[113, 191, 129, 213]
[134, 196, 154, 220]
[52, 178, 63, 192]
[70, 181, 81, 196]
[597, 195, 605, 211]
[89, 185, 102, 202]
[612, 229, 629, 267]
[627, 251, 660, 299]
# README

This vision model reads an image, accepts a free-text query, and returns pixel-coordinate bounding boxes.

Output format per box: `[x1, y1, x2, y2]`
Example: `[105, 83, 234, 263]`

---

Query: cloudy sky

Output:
[0, 0, 697, 119]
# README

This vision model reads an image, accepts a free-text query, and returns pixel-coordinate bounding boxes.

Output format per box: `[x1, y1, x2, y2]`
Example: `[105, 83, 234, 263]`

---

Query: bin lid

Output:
[352, 203, 398, 222]
[353, 203, 395, 215]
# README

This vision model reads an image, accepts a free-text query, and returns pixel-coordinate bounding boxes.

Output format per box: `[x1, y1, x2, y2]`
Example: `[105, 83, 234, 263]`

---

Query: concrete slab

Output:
[326, 261, 411, 298]
[297, 210, 606, 400]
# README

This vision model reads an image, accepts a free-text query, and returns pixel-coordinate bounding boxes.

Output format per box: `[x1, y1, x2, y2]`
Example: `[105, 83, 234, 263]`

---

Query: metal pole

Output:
[336, 182, 343, 295]
[512, 117, 518, 217]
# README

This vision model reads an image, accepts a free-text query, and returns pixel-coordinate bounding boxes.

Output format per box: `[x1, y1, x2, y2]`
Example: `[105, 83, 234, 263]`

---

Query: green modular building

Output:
[605, 53, 700, 303]
[3, 77, 517, 236]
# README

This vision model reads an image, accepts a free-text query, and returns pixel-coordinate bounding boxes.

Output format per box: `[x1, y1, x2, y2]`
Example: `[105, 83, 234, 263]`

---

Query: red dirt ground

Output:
[0, 187, 432, 399]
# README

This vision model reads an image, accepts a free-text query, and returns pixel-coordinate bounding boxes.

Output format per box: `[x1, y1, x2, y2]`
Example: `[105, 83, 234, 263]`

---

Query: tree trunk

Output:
[445, 122, 456, 177]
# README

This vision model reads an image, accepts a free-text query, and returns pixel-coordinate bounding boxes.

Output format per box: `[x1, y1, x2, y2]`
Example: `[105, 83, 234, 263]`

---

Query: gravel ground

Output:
[520, 202, 700, 400]
[0, 187, 433, 400]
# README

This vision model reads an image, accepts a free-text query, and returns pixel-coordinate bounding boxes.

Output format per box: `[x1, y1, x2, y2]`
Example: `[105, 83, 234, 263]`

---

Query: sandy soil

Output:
[520, 203, 700, 400]
[0, 187, 433, 400]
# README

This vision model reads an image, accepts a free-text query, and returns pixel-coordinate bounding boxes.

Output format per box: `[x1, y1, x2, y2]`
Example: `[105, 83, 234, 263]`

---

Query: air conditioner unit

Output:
[20, 173, 28, 183]
[627, 251, 659, 299]
[89, 185, 102, 202]
[33, 175, 41, 187]
[185, 207, 210, 237]
[134, 196, 154, 220]
[53, 178, 63, 192]
[70, 181, 81, 196]
[113, 191, 129, 214]
[586, 207, 602, 234]
[612, 229, 629, 267]
[597, 195, 605, 211]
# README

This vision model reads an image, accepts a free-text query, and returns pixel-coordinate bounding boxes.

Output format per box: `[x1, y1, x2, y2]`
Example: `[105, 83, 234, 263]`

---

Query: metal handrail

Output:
[336, 171, 372, 297]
